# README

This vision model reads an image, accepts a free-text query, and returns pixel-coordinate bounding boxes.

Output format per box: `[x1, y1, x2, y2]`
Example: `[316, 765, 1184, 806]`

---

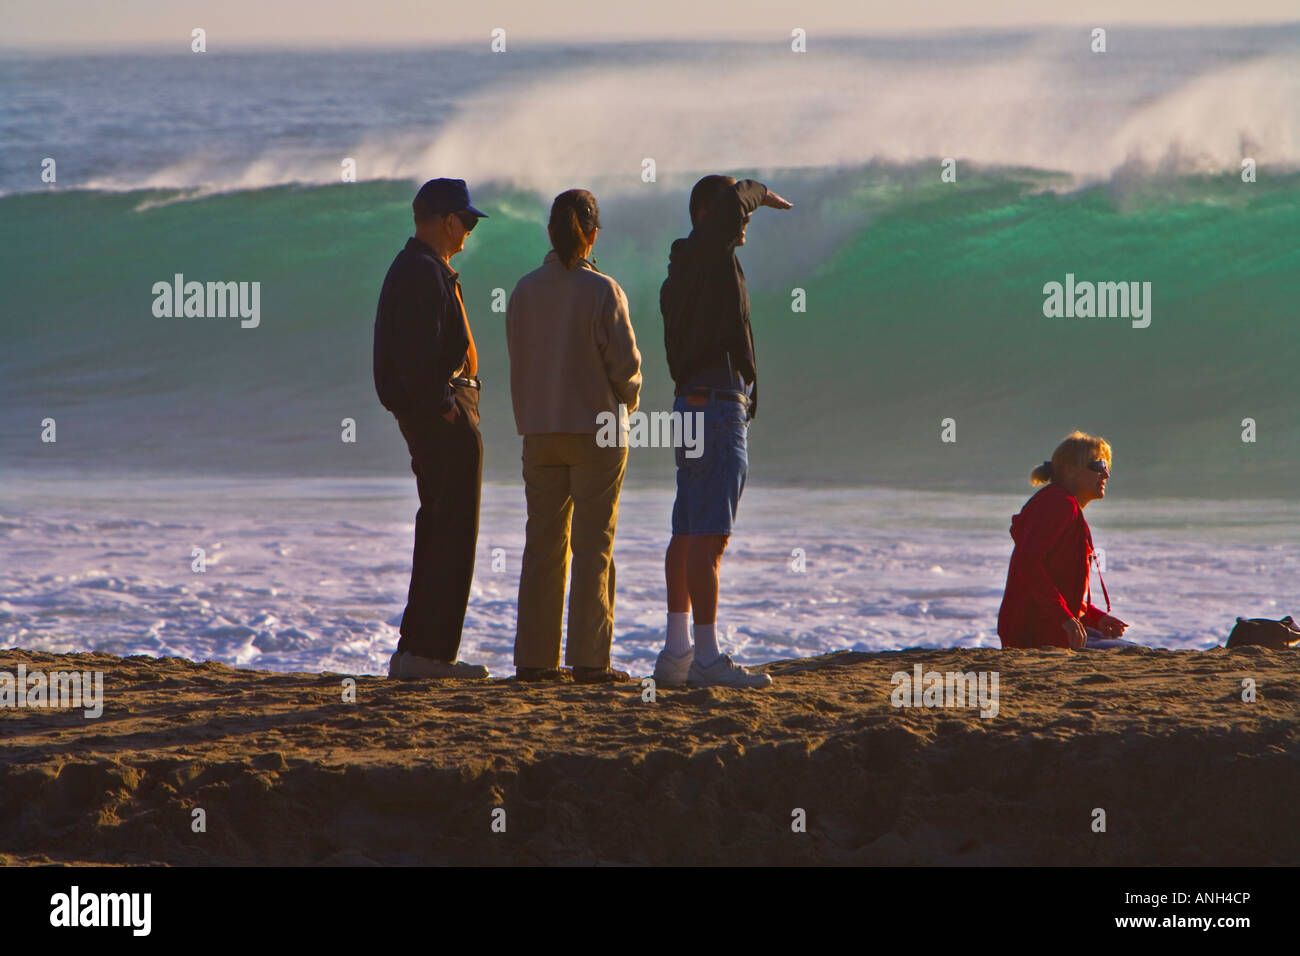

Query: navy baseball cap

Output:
[414, 178, 488, 218]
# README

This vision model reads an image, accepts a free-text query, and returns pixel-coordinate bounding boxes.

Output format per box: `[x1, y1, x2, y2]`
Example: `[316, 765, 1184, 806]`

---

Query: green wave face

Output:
[3, 168, 1296, 497]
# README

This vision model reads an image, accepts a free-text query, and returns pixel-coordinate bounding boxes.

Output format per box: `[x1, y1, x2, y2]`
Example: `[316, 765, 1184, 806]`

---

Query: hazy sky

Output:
[3, 0, 1295, 49]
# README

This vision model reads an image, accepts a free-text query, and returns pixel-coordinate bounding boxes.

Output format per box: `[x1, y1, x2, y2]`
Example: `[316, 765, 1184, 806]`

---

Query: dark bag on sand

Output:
[1226, 616, 1300, 649]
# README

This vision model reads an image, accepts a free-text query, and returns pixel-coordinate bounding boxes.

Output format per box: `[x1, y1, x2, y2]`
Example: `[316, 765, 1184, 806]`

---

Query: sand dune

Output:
[1, 646, 1296, 865]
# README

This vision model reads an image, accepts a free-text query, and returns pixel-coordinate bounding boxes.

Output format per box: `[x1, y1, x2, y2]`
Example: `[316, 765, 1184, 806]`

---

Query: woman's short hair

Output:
[548, 189, 600, 269]
[1031, 431, 1113, 485]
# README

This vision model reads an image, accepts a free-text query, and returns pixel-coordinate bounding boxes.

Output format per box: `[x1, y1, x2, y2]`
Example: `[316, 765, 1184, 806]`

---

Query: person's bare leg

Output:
[687, 534, 728, 663]
[665, 533, 691, 614]
[685, 533, 727, 623]
[682, 529, 770, 687]
[661, 534, 693, 658]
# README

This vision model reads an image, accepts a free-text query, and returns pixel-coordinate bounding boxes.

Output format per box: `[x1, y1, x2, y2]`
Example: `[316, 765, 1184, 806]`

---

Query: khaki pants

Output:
[514, 433, 627, 669]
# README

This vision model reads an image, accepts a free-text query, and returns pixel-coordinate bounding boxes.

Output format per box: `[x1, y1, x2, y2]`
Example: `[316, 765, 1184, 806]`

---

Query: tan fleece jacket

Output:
[506, 250, 642, 435]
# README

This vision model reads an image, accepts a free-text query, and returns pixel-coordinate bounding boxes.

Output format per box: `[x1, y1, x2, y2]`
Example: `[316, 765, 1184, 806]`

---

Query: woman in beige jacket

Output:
[505, 189, 642, 683]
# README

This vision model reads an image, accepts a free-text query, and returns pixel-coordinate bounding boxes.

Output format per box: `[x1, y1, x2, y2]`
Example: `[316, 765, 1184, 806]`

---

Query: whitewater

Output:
[2, 477, 1294, 674]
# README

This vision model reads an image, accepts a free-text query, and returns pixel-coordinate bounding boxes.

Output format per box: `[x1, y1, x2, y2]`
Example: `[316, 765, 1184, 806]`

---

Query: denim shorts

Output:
[670, 393, 749, 536]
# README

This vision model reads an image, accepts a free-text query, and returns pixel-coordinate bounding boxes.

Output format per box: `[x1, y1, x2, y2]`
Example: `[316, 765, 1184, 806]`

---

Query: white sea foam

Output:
[407, 53, 1300, 193]
[1, 477, 1294, 676]
[52, 39, 1300, 201]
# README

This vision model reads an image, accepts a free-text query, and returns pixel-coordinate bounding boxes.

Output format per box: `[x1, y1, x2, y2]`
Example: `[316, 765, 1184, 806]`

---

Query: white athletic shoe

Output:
[653, 647, 694, 688]
[399, 653, 490, 680]
[386, 650, 406, 679]
[687, 653, 772, 689]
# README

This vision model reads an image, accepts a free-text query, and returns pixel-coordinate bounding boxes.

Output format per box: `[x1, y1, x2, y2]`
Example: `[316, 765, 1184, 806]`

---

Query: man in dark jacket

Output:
[654, 175, 791, 689]
[374, 178, 491, 679]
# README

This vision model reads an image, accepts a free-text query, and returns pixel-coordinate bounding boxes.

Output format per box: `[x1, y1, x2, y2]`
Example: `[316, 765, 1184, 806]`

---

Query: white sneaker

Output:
[386, 650, 406, 679]
[399, 653, 490, 680]
[687, 653, 772, 689]
[653, 647, 694, 688]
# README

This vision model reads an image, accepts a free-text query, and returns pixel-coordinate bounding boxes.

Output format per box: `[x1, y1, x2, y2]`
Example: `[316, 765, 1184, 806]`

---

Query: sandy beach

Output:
[2, 645, 1296, 866]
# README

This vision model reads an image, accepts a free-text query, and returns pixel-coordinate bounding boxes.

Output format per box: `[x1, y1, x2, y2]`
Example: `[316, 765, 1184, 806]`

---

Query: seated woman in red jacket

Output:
[997, 431, 1130, 650]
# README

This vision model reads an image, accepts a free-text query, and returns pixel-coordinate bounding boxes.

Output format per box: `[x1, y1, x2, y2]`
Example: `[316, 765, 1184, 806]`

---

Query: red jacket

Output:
[997, 483, 1106, 648]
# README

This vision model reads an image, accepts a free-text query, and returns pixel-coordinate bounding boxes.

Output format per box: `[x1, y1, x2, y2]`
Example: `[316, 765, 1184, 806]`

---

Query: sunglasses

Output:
[454, 211, 478, 233]
[1086, 459, 1110, 475]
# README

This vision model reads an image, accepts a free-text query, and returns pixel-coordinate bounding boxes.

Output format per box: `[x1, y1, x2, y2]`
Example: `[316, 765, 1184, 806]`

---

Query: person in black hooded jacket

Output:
[653, 175, 792, 689]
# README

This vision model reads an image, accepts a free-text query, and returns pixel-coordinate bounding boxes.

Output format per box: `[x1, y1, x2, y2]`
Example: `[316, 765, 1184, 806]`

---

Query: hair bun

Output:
[548, 188, 600, 269]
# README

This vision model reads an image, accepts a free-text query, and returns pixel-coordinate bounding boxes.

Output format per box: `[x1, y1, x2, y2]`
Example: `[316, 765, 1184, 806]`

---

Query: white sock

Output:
[665, 612, 692, 656]
[693, 622, 721, 665]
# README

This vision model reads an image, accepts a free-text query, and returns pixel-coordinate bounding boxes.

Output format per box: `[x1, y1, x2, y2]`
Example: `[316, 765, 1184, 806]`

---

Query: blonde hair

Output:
[1030, 431, 1112, 486]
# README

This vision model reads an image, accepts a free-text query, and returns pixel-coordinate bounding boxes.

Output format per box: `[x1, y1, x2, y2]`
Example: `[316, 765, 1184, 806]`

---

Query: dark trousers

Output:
[395, 384, 482, 661]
